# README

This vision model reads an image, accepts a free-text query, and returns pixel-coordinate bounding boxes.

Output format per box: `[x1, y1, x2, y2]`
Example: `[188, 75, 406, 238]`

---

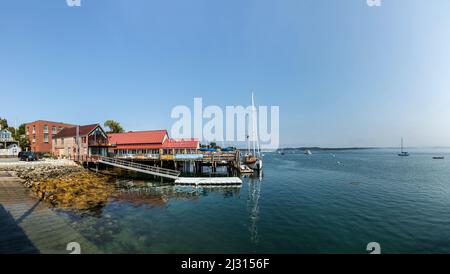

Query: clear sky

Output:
[1, 0, 450, 147]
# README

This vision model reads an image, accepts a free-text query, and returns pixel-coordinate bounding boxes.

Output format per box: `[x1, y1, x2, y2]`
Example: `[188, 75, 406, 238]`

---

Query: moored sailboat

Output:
[244, 92, 263, 171]
[398, 138, 409, 157]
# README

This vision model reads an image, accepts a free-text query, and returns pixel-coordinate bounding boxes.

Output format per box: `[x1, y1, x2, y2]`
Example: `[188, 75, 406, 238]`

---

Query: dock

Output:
[174, 177, 242, 186]
[0, 171, 99, 254]
[97, 157, 181, 180]
[95, 157, 242, 185]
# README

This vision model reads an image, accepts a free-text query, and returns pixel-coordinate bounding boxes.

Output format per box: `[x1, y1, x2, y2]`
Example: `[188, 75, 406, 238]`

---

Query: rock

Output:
[6, 161, 114, 211]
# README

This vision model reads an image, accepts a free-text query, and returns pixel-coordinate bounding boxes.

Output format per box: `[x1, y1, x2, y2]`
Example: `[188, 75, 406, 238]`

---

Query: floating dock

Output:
[174, 177, 242, 186]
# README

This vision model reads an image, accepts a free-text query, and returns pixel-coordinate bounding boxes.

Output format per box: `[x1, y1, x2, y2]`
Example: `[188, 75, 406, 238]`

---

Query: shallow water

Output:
[55, 148, 450, 253]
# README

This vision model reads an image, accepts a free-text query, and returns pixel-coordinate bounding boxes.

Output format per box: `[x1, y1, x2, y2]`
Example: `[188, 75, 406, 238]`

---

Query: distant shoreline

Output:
[276, 147, 376, 151]
[275, 147, 450, 152]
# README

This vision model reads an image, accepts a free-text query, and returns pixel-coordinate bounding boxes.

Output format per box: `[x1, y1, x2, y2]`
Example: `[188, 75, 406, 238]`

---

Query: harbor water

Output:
[52, 148, 450, 253]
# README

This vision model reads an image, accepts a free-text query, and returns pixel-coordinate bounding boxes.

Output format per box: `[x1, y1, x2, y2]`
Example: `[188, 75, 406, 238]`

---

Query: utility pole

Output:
[76, 125, 80, 161]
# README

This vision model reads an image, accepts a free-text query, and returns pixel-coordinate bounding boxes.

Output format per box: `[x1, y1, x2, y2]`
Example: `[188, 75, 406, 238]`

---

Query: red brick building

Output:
[26, 120, 75, 153]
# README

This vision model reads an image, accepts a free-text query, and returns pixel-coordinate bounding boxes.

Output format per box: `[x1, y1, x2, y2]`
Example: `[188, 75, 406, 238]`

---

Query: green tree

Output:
[0, 118, 8, 129]
[104, 120, 125, 133]
[14, 124, 30, 151]
[17, 135, 30, 151]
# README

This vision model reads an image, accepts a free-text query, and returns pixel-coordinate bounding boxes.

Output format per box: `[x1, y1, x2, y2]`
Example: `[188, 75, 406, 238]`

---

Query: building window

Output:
[44, 134, 49, 143]
[32, 126, 36, 134]
[26, 127, 29, 135]
[32, 135, 36, 143]
[52, 126, 57, 134]
[43, 125, 48, 133]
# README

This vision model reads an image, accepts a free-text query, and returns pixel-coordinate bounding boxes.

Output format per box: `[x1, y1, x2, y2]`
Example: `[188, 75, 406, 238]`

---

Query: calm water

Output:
[55, 149, 450, 253]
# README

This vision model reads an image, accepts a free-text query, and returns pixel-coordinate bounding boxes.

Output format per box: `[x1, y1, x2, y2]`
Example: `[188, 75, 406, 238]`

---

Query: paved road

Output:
[0, 158, 19, 163]
[0, 171, 100, 254]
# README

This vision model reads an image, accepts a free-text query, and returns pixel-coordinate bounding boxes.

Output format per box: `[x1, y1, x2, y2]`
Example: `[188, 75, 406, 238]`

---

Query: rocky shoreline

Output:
[0, 159, 114, 210]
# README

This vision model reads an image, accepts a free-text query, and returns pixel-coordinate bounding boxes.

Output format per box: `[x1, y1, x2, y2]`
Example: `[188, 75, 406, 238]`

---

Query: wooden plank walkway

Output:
[0, 171, 99, 254]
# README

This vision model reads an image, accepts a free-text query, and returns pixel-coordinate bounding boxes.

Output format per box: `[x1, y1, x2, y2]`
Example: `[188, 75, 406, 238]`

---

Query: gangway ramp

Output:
[98, 157, 181, 180]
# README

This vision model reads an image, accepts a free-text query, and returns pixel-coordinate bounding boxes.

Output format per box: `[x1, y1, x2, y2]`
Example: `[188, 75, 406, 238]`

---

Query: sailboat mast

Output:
[251, 92, 257, 156]
[401, 137, 403, 153]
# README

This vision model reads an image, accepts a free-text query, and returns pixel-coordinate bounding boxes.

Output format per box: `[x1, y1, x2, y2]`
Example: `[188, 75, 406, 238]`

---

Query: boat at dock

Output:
[240, 164, 255, 174]
[243, 92, 263, 171]
[398, 138, 409, 157]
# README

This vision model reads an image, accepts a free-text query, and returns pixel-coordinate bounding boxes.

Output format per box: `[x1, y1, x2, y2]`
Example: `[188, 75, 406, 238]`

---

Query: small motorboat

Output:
[244, 154, 257, 165]
[240, 164, 254, 174]
[305, 149, 312, 155]
[433, 156, 445, 160]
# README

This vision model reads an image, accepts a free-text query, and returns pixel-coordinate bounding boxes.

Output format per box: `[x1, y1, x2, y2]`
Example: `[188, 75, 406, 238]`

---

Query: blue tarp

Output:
[199, 148, 217, 152]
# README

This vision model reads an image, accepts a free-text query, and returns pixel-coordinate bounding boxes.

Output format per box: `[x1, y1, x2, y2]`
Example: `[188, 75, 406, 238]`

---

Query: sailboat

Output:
[398, 138, 410, 157]
[244, 92, 263, 170]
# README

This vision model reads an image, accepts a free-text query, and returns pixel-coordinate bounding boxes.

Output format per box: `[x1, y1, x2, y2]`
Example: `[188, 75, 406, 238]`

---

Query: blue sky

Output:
[1, 0, 450, 147]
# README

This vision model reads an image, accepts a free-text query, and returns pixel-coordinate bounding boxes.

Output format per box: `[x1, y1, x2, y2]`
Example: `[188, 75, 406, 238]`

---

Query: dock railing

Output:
[98, 157, 181, 179]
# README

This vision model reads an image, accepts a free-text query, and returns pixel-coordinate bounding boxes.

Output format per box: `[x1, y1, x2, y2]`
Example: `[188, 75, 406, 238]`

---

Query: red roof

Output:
[108, 130, 168, 145]
[162, 138, 199, 149]
[54, 124, 100, 138]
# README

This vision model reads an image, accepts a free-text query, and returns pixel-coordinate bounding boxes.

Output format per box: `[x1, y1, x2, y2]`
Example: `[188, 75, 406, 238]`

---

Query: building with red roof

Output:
[108, 130, 199, 159]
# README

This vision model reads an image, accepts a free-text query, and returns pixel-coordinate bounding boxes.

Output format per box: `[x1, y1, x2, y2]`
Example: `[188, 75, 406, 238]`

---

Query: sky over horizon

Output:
[1, 0, 450, 148]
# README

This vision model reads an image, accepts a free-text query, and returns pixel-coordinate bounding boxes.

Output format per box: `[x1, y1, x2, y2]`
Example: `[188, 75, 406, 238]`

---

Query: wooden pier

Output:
[97, 157, 181, 180]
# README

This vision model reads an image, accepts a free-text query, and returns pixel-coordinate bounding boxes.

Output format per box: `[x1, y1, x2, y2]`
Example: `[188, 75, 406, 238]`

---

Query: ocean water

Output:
[56, 148, 450, 254]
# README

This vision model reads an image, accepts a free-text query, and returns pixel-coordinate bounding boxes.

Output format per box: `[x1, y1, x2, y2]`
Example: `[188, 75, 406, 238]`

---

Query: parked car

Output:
[18, 151, 25, 158]
[20, 152, 39, 161]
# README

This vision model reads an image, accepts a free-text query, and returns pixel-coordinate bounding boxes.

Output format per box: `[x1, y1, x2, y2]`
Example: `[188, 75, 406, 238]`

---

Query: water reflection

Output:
[111, 179, 242, 208]
[246, 172, 263, 244]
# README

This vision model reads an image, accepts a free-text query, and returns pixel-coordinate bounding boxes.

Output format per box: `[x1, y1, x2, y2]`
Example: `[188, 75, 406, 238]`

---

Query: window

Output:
[26, 127, 29, 135]
[44, 134, 49, 143]
[52, 126, 57, 134]
[43, 125, 48, 133]
[32, 126, 36, 134]
[32, 135, 36, 143]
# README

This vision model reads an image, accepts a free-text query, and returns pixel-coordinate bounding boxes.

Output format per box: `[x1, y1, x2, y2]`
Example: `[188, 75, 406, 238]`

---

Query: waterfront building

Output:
[53, 124, 110, 159]
[108, 130, 199, 160]
[25, 120, 75, 153]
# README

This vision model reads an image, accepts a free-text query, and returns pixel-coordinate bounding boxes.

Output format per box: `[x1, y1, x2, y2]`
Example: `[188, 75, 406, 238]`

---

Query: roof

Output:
[108, 130, 168, 145]
[25, 120, 75, 127]
[54, 124, 100, 138]
[162, 138, 199, 149]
